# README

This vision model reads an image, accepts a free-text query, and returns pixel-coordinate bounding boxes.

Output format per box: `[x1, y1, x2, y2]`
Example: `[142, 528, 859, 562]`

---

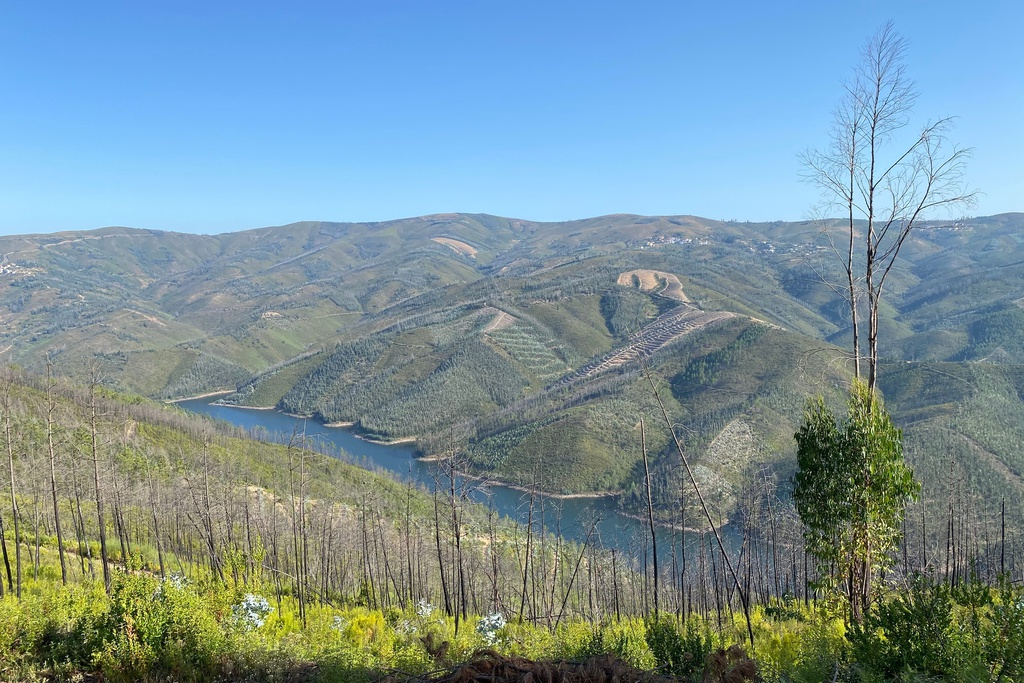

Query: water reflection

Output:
[177, 397, 731, 563]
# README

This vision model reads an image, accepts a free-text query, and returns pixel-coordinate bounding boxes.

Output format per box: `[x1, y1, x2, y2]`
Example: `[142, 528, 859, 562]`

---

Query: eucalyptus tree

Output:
[795, 22, 968, 621]
[802, 21, 975, 391]
[794, 382, 919, 622]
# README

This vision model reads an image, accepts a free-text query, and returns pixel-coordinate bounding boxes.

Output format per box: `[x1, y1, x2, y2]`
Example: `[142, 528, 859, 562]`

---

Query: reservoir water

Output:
[178, 396, 727, 562]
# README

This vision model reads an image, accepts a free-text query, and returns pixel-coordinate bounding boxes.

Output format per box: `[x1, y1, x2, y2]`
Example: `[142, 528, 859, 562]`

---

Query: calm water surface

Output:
[178, 396, 730, 561]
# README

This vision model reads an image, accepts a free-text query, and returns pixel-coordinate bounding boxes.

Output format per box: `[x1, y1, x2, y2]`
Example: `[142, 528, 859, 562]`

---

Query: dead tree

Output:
[44, 360, 68, 584]
[2, 375, 21, 598]
[802, 21, 976, 392]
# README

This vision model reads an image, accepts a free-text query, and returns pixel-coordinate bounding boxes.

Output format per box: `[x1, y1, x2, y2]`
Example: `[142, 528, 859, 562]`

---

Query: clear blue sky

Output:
[1, 1, 1020, 235]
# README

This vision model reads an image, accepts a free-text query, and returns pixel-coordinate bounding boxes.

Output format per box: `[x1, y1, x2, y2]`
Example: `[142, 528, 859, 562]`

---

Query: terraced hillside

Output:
[564, 306, 736, 383]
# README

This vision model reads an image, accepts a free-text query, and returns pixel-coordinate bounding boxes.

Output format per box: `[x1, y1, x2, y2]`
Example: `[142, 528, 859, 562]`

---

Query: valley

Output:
[177, 394, 700, 559]
[2, 212, 1024, 682]
[1, 212, 1024, 538]
[4, 9, 1020, 680]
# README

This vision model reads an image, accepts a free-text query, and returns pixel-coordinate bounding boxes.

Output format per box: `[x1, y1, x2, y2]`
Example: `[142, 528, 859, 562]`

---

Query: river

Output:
[177, 396, 730, 562]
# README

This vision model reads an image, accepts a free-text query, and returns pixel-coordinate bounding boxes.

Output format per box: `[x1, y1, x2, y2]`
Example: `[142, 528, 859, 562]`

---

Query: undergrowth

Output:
[1, 566, 1022, 682]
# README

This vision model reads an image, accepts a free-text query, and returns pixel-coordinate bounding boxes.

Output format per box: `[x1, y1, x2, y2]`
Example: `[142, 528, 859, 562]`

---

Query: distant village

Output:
[635, 219, 974, 261]
[0, 260, 41, 278]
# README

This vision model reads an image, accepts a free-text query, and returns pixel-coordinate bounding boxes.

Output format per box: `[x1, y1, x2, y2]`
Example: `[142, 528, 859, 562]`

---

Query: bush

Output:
[849, 575, 957, 679]
[747, 603, 845, 683]
[551, 621, 603, 661]
[37, 583, 108, 671]
[593, 619, 657, 670]
[848, 574, 1024, 682]
[158, 575, 226, 679]
[0, 583, 107, 678]
[986, 576, 1024, 680]
[645, 615, 714, 680]
[91, 570, 228, 682]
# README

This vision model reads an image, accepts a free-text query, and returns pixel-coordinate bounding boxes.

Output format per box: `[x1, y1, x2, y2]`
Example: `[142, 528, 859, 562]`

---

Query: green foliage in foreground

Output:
[2, 565, 1023, 682]
[849, 576, 1024, 682]
[794, 382, 919, 623]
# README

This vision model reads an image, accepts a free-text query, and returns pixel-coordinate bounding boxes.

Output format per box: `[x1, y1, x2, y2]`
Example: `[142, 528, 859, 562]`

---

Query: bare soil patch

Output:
[432, 237, 478, 257]
[617, 270, 689, 302]
[563, 307, 735, 383]
[482, 309, 517, 334]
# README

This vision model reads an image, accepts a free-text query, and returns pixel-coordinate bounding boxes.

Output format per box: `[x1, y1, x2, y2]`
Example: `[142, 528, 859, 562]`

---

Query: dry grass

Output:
[703, 646, 759, 683]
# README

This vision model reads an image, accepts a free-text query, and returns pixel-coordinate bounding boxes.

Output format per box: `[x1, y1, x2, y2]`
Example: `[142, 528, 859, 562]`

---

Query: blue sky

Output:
[1, 1, 1020, 235]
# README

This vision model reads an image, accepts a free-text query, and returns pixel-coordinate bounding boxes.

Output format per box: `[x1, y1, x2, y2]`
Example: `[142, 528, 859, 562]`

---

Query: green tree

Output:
[793, 381, 919, 622]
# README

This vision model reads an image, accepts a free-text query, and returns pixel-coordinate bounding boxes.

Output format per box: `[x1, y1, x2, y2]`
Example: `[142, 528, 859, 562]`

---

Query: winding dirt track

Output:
[616, 269, 690, 302]
[482, 309, 517, 333]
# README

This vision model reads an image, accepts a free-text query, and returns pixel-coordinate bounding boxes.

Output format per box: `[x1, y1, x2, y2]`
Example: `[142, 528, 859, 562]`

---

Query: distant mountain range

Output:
[2, 212, 1023, 532]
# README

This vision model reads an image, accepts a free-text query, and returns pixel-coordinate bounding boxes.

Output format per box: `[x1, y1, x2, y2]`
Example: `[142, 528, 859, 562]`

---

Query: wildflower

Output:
[232, 593, 273, 630]
[476, 612, 506, 645]
[416, 599, 435, 618]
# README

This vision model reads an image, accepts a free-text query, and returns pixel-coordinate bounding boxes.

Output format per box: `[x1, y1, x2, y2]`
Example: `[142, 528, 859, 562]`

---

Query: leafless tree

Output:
[1, 373, 20, 598]
[86, 366, 113, 592]
[802, 21, 976, 392]
[44, 359, 68, 584]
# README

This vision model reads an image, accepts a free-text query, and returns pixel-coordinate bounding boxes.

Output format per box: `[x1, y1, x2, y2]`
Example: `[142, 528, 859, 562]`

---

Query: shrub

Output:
[986, 577, 1024, 680]
[645, 615, 714, 680]
[476, 612, 507, 645]
[596, 619, 658, 670]
[849, 575, 956, 679]
[157, 575, 226, 679]
[551, 621, 603, 661]
[36, 582, 108, 671]
[90, 570, 229, 682]
[231, 593, 273, 630]
[747, 604, 845, 683]
[848, 573, 1021, 681]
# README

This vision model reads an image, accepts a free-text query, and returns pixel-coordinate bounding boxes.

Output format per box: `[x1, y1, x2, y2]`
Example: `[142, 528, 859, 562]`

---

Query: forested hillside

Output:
[3, 213, 1024, 534]
[1, 364, 1022, 682]
[3, 212, 1024, 680]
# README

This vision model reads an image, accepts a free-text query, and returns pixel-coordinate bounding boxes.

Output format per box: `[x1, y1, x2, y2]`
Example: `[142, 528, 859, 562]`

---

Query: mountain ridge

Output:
[3, 210, 1024, 530]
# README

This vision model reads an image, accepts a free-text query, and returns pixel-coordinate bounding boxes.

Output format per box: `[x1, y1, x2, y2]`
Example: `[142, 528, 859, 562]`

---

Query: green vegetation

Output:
[965, 305, 1024, 362]
[487, 323, 569, 385]
[0, 353, 1021, 680]
[794, 383, 919, 622]
[4, 560, 1023, 681]
[158, 352, 251, 400]
[601, 288, 660, 337]
[3, 212, 1024, 573]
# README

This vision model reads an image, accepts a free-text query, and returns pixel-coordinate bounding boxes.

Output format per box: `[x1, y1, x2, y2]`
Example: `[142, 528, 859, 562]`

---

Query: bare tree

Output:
[1, 373, 21, 598]
[802, 21, 976, 392]
[86, 366, 113, 592]
[44, 359, 68, 584]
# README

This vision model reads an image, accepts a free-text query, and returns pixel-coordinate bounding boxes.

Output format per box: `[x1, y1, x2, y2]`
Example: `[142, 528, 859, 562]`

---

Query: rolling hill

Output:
[3, 211, 1024, 531]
